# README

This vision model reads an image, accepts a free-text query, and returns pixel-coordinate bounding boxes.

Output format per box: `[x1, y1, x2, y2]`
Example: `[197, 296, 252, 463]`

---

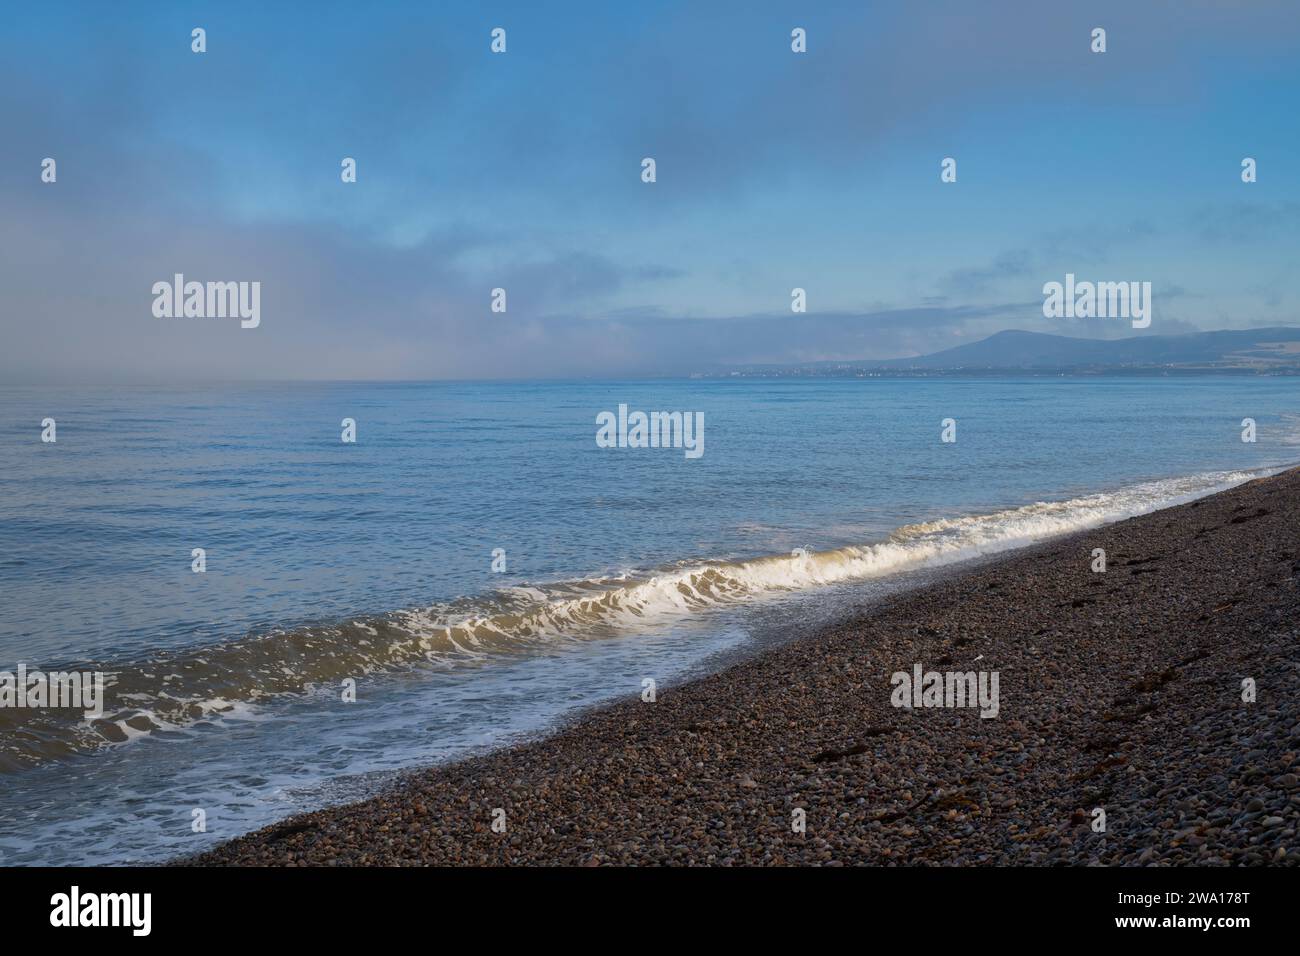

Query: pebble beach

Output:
[188, 468, 1300, 866]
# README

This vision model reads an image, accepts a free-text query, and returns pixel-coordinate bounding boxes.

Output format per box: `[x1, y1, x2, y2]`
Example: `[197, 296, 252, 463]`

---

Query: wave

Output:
[0, 466, 1280, 771]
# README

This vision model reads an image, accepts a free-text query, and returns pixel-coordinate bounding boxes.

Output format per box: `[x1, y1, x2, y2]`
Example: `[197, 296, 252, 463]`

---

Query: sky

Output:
[3, 0, 1300, 382]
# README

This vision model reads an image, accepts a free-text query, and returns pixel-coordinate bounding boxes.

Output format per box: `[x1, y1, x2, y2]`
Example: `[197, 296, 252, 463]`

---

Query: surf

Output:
[0, 465, 1276, 772]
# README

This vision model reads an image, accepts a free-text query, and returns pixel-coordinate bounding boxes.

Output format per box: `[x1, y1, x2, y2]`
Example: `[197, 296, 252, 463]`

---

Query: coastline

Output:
[188, 468, 1300, 866]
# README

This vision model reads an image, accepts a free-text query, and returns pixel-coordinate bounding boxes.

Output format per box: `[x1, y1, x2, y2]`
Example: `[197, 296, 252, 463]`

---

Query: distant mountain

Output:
[712, 328, 1300, 377]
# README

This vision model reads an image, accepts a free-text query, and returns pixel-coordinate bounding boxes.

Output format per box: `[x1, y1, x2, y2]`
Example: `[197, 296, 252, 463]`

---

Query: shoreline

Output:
[187, 468, 1300, 866]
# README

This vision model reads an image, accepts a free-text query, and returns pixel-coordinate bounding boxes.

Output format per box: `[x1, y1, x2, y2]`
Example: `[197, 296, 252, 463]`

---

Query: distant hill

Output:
[713, 328, 1300, 377]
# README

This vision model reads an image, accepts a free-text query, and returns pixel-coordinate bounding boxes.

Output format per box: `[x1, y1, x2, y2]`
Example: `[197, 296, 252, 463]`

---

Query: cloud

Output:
[941, 250, 1034, 296]
[3, 2, 1299, 382]
[1192, 202, 1300, 243]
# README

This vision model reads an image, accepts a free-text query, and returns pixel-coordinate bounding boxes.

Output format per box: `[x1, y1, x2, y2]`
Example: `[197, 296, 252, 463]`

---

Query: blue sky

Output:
[4, 0, 1300, 381]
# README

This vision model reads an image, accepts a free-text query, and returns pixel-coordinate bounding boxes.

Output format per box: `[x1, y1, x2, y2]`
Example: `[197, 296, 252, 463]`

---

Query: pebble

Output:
[182, 469, 1300, 868]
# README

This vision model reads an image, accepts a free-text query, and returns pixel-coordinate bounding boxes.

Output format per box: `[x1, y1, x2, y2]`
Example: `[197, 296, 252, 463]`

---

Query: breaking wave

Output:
[0, 466, 1277, 771]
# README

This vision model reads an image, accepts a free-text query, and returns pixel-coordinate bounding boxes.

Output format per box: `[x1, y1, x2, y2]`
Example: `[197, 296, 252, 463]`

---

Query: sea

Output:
[0, 375, 1295, 864]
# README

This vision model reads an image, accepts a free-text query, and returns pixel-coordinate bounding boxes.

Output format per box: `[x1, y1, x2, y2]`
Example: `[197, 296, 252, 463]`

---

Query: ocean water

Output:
[0, 376, 1295, 865]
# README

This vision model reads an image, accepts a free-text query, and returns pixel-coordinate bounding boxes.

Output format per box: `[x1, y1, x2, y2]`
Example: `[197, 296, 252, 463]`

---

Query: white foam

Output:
[7, 465, 1280, 767]
[396, 466, 1279, 655]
